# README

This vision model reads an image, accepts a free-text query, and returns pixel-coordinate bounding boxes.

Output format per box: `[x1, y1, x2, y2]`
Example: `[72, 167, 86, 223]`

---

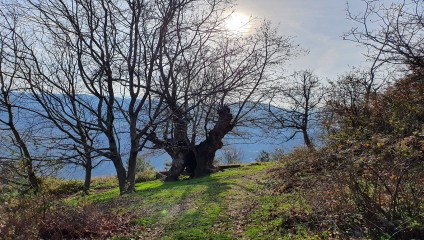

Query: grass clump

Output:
[135, 170, 157, 183]
[91, 176, 118, 190]
[41, 177, 84, 196]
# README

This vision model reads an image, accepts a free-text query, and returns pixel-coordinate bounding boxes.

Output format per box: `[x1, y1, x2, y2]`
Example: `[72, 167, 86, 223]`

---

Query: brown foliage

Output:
[270, 73, 424, 238]
[0, 194, 135, 239]
[268, 134, 424, 238]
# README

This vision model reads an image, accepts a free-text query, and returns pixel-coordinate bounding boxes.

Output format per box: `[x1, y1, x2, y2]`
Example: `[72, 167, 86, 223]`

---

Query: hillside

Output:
[2, 143, 423, 239]
[1, 162, 332, 239]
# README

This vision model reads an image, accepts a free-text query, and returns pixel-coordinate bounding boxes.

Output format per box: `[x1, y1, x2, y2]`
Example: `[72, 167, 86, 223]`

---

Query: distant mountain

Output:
[0, 93, 317, 179]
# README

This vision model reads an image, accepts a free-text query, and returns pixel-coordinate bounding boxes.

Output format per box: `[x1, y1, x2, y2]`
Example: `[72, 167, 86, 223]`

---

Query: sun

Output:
[225, 12, 250, 33]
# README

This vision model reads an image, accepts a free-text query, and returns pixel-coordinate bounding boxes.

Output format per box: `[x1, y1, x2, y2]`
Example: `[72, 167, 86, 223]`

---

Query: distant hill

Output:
[0, 93, 317, 179]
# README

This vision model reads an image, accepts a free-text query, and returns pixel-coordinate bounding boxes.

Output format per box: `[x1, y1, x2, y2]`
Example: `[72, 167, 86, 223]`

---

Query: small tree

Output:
[221, 146, 243, 165]
[255, 150, 271, 163]
[0, 8, 39, 192]
[134, 156, 154, 173]
[266, 70, 324, 149]
[323, 67, 386, 142]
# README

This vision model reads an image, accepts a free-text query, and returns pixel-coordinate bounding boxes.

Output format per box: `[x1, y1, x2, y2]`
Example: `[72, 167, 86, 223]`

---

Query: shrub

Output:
[0, 194, 47, 239]
[0, 194, 133, 239]
[41, 178, 83, 196]
[256, 150, 271, 162]
[321, 74, 424, 238]
[271, 148, 285, 161]
[345, 135, 424, 239]
[221, 146, 243, 164]
[213, 157, 222, 166]
[256, 148, 285, 163]
[135, 170, 157, 183]
[38, 205, 133, 239]
[135, 156, 154, 173]
[91, 176, 118, 190]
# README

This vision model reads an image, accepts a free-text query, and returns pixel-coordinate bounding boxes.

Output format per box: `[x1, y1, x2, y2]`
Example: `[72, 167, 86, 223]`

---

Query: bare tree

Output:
[21, 0, 202, 193]
[2, 0, 296, 190]
[148, 18, 297, 181]
[346, 0, 424, 71]
[0, 7, 39, 192]
[266, 70, 324, 149]
[22, 48, 105, 194]
[20, 0, 148, 194]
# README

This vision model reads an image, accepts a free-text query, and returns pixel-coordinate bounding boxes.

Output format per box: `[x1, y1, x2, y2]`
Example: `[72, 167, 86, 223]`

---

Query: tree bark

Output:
[107, 135, 127, 194]
[83, 161, 92, 195]
[114, 159, 128, 195]
[193, 142, 219, 178]
[165, 151, 189, 181]
[7, 104, 39, 192]
[126, 140, 140, 193]
[164, 106, 234, 180]
[163, 105, 192, 181]
[192, 107, 233, 177]
[302, 128, 314, 149]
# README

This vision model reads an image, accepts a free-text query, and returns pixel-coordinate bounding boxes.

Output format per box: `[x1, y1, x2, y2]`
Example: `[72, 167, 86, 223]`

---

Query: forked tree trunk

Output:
[192, 107, 233, 177]
[165, 106, 234, 181]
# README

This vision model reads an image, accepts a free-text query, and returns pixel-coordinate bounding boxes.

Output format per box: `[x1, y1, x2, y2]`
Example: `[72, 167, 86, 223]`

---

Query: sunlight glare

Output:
[225, 12, 250, 33]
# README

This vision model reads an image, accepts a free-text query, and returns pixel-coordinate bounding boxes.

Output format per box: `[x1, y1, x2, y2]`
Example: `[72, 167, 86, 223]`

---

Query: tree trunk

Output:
[164, 105, 192, 181]
[114, 160, 128, 195]
[83, 161, 92, 195]
[25, 158, 39, 193]
[126, 144, 139, 193]
[302, 128, 314, 149]
[193, 142, 219, 178]
[165, 151, 188, 181]
[193, 107, 233, 177]
[108, 136, 127, 194]
[9, 121, 39, 192]
[165, 106, 234, 180]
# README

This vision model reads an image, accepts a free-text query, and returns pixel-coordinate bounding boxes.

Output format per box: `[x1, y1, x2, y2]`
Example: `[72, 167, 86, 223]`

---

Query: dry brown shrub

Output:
[0, 193, 136, 240]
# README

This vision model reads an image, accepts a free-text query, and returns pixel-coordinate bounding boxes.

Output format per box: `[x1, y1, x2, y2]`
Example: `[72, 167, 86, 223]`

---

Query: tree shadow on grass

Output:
[114, 174, 233, 238]
[156, 176, 233, 239]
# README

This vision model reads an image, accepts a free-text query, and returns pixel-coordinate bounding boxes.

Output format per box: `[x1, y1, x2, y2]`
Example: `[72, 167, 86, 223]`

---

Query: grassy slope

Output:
[67, 163, 322, 240]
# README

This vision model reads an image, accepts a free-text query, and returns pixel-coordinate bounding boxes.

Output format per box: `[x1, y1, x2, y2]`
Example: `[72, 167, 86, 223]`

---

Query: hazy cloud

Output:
[235, 0, 369, 79]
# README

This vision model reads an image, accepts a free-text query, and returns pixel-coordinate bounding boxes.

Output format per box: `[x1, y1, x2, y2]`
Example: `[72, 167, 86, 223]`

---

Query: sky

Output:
[234, 0, 369, 80]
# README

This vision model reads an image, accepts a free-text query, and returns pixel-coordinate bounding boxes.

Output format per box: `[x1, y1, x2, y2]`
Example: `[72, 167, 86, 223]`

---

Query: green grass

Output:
[65, 163, 321, 239]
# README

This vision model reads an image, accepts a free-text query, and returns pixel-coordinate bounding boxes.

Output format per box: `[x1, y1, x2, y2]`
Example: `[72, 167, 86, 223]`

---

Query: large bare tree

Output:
[147, 18, 297, 180]
[21, 0, 224, 193]
[1, 0, 297, 192]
